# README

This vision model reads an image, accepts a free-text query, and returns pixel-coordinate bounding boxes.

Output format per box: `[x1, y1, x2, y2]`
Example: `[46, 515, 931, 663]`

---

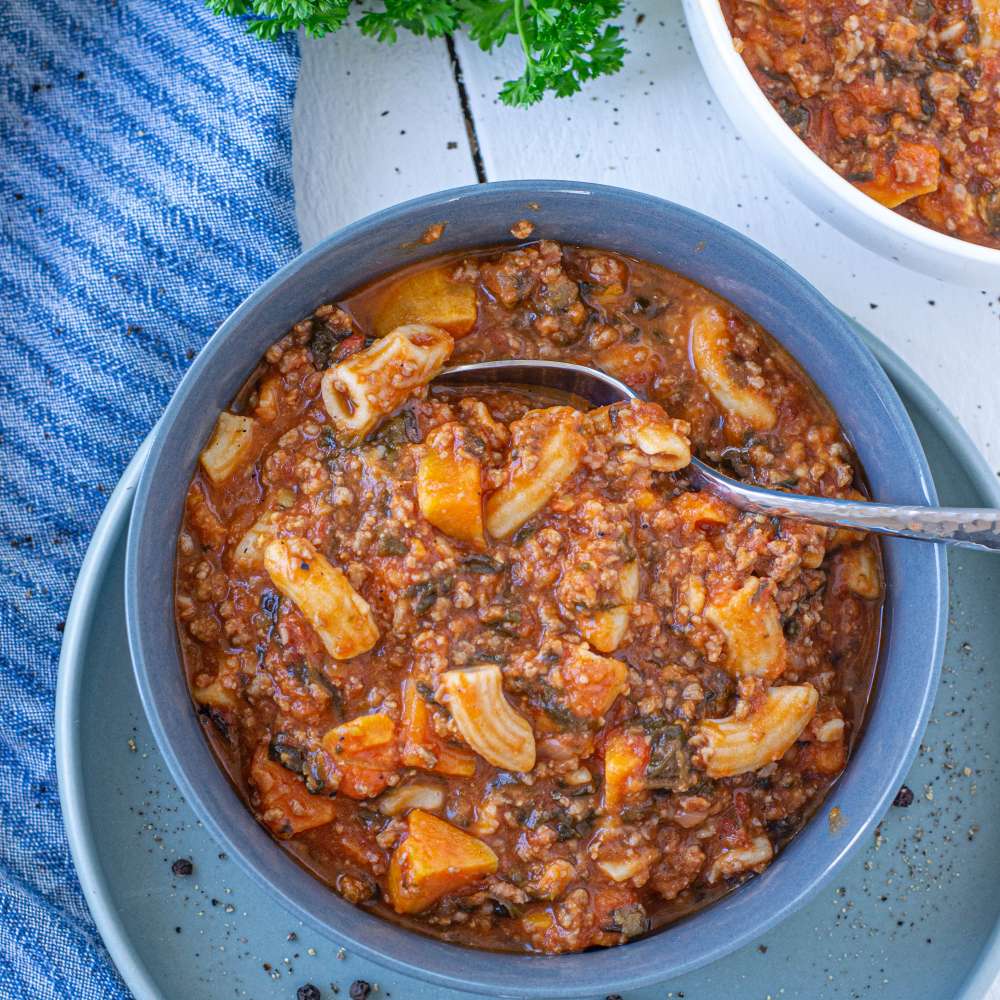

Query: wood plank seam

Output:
[446, 34, 488, 184]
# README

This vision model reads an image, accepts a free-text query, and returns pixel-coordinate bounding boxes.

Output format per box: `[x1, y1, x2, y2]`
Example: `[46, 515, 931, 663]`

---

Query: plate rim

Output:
[56, 335, 1000, 1000]
[55, 436, 165, 1000]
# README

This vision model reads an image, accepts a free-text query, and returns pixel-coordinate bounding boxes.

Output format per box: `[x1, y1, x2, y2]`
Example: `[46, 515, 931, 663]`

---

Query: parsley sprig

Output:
[205, 0, 627, 106]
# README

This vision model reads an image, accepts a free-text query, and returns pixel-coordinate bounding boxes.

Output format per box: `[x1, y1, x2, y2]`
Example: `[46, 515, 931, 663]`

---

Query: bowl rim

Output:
[685, 0, 1000, 267]
[125, 179, 948, 997]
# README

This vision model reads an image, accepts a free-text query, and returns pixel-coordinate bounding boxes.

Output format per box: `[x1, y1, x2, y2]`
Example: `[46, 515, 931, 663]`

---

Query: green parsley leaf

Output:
[205, 0, 627, 105]
[463, 0, 626, 106]
[206, 0, 352, 39]
[358, 1, 463, 43]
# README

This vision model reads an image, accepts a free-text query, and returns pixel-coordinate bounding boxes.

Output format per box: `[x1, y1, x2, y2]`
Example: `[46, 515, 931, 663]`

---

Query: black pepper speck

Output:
[297, 985, 322, 1000]
[893, 785, 914, 807]
[171, 857, 193, 876]
[349, 982, 371, 1000]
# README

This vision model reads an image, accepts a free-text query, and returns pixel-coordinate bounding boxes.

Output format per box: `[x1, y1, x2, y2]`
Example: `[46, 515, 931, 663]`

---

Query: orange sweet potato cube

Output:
[325, 712, 395, 755]
[249, 746, 336, 837]
[322, 713, 399, 800]
[417, 424, 485, 548]
[856, 141, 940, 209]
[400, 680, 477, 777]
[388, 809, 498, 914]
[374, 266, 478, 339]
[603, 728, 650, 814]
[552, 646, 628, 721]
[672, 491, 732, 532]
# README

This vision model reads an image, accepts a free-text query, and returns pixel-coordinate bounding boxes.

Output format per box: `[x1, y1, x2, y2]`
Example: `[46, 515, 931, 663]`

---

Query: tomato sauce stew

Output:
[722, 0, 1000, 249]
[175, 241, 883, 953]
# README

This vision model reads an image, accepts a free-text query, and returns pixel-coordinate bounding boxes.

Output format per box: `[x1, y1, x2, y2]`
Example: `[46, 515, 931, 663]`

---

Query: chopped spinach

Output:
[510, 520, 540, 547]
[472, 652, 509, 666]
[766, 814, 801, 844]
[310, 324, 350, 370]
[373, 409, 421, 456]
[642, 718, 691, 790]
[198, 705, 231, 743]
[555, 815, 593, 841]
[320, 427, 339, 451]
[481, 605, 522, 637]
[460, 554, 505, 574]
[536, 681, 584, 730]
[523, 807, 557, 830]
[377, 533, 408, 557]
[260, 588, 280, 621]
[302, 751, 328, 794]
[406, 580, 439, 616]
[268, 732, 306, 774]
[609, 903, 650, 939]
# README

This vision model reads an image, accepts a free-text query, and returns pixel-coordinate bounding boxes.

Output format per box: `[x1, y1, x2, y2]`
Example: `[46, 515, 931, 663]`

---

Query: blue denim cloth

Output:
[0, 2, 300, 993]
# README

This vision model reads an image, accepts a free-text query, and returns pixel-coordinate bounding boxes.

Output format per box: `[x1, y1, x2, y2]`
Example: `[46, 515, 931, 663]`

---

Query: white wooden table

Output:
[292, 4, 999, 994]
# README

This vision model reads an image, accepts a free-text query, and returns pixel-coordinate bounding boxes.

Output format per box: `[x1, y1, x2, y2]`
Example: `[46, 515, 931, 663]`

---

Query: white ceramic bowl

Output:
[682, 0, 1000, 287]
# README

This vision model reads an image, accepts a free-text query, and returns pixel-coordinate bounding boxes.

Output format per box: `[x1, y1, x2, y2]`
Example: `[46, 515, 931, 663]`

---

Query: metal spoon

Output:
[437, 359, 1000, 553]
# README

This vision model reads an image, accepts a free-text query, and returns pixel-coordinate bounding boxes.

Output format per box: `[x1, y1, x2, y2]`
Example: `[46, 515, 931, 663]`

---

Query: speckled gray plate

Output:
[56, 333, 1000, 1000]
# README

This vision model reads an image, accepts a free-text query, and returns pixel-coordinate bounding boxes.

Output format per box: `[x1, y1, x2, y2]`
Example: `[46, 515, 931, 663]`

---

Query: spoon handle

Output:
[692, 463, 1000, 553]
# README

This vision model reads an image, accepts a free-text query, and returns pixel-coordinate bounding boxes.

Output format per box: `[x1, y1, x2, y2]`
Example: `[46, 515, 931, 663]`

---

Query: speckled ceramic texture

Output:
[123, 182, 946, 997]
[58, 337, 1000, 1000]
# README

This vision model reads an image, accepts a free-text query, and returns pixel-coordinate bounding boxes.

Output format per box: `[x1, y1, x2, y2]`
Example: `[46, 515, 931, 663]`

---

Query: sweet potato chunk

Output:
[835, 543, 882, 600]
[548, 644, 628, 721]
[855, 141, 940, 209]
[672, 492, 732, 533]
[400, 680, 477, 777]
[250, 746, 335, 837]
[417, 423, 485, 548]
[322, 713, 399, 800]
[603, 728, 650, 814]
[388, 809, 498, 914]
[374, 266, 478, 339]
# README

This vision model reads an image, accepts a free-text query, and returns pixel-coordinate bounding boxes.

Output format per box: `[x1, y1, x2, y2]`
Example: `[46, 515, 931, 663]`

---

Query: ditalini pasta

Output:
[689, 305, 777, 430]
[263, 537, 379, 660]
[693, 685, 819, 779]
[322, 323, 454, 443]
[484, 405, 586, 539]
[704, 577, 787, 681]
[200, 412, 256, 483]
[176, 241, 883, 953]
[439, 664, 536, 773]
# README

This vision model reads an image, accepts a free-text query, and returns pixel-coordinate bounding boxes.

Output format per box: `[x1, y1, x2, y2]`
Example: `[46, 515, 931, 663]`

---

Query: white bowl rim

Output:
[691, 0, 1000, 267]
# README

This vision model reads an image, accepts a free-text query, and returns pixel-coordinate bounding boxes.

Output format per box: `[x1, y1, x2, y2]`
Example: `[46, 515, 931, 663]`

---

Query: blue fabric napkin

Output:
[0, 2, 301, 994]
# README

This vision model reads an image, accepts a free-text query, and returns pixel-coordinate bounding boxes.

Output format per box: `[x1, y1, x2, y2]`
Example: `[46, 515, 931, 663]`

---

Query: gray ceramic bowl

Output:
[126, 181, 947, 998]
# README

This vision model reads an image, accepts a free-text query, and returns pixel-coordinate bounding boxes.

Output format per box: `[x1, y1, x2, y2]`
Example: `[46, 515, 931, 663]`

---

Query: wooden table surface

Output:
[292, 4, 999, 995]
